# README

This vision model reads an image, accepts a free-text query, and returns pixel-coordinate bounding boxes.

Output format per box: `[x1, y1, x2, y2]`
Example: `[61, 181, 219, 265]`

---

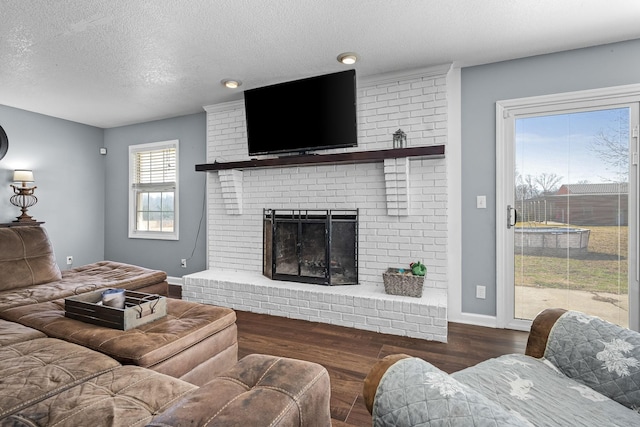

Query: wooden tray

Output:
[65, 289, 167, 330]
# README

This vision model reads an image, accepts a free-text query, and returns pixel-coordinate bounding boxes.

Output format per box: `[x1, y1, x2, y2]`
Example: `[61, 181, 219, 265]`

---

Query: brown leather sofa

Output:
[0, 226, 169, 312]
[0, 319, 331, 426]
[0, 226, 239, 386]
[0, 226, 332, 425]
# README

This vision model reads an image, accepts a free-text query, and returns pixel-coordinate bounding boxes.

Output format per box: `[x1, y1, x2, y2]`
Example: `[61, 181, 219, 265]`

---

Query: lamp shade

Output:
[13, 170, 34, 183]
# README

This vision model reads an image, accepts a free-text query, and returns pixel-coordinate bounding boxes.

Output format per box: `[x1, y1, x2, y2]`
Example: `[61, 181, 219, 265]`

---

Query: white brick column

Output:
[383, 157, 410, 216]
[217, 169, 243, 215]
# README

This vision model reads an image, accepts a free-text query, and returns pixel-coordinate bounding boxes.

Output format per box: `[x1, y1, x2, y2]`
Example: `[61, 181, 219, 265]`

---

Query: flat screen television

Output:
[244, 70, 357, 156]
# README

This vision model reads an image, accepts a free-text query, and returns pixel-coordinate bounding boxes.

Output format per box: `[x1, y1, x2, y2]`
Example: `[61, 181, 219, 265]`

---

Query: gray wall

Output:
[461, 38, 640, 315]
[103, 113, 207, 278]
[0, 105, 105, 269]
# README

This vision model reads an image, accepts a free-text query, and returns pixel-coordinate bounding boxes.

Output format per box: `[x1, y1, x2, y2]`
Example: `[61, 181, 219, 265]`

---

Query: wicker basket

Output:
[382, 268, 424, 298]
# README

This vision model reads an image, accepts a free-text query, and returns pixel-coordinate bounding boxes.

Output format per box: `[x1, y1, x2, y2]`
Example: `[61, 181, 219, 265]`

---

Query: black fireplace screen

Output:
[263, 209, 358, 285]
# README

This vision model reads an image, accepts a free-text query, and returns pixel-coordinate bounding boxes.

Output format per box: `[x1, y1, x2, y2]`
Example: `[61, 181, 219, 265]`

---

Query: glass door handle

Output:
[507, 205, 517, 229]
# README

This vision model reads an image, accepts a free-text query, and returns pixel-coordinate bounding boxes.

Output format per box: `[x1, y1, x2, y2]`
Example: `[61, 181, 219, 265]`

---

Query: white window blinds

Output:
[132, 146, 176, 190]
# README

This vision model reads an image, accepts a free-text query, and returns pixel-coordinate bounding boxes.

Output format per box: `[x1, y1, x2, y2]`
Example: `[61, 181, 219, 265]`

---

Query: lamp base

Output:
[13, 213, 37, 223]
[10, 185, 38, 224]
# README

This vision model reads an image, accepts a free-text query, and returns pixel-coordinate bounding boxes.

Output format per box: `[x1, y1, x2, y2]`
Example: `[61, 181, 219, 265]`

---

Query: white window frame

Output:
[128, 140, 179, 240]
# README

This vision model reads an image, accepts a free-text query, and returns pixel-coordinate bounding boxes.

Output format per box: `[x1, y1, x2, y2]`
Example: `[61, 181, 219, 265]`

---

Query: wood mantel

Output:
[195, 145, 445, 172]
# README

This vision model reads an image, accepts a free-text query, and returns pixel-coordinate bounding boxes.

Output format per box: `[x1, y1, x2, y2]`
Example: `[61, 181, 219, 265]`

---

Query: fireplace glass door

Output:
[273, 221, 298, 276]
[300, 221, 327, 279]
[264, 209, 358, 285]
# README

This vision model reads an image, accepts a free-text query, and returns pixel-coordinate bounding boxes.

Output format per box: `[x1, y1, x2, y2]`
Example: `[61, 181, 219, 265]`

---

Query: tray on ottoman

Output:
[65, 289, 166, 330]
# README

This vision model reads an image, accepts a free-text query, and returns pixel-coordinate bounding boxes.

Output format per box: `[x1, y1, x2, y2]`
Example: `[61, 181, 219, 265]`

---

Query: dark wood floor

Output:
[234, 310, 529, 426]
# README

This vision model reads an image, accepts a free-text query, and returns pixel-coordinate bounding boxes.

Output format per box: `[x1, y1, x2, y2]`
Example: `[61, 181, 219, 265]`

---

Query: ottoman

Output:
[0, 299, 238, 386]
[148, 354, 332, 427]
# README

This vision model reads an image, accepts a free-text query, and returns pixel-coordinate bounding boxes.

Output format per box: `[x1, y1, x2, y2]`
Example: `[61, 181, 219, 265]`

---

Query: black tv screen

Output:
[244, 70, 357, 156]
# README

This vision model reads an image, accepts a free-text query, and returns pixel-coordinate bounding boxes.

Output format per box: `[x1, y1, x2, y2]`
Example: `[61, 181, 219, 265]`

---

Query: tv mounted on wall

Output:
[244, 69, 357, 156]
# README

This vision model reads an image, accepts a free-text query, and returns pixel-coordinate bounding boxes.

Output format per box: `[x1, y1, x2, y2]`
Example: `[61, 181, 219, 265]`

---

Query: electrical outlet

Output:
[66, 256, 73, 265]
[181, 259, 187, 268]
[476, 285, 486, 299]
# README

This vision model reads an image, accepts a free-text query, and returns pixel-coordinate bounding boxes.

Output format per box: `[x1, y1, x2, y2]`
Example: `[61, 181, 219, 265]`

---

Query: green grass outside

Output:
[514, 224, 629, 294]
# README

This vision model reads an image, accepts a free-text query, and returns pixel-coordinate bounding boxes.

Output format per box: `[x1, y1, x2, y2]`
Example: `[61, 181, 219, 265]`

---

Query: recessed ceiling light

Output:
[222, 79, 242, 89]
[337, 52, 358, 65]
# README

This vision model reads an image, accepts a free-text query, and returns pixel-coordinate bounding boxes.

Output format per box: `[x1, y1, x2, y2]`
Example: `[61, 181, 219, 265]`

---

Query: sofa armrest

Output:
[366, 356, 528, 426]
[148, 354, 331, 427]
[542, 310, 640, 410]
[363, 353, 412, 414]
[525, 308, 567, 358]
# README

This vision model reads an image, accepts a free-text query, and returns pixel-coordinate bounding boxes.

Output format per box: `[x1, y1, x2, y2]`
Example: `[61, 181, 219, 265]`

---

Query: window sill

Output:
[128, 231, 179, 241]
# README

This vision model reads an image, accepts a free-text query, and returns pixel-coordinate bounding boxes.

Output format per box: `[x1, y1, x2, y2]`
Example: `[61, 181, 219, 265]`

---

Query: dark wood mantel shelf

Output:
[195, 145, 445, 172]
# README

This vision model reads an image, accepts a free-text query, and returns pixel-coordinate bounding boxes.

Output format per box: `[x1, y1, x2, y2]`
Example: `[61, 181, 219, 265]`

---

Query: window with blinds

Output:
[128, 140, 179, 240]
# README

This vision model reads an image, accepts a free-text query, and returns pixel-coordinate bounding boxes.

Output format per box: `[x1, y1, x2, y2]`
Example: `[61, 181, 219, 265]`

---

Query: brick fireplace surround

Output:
[183, 64, 451, 343]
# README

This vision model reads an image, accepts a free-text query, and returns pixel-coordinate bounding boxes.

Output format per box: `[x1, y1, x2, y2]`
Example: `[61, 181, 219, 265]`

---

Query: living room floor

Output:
[234, 310, 529, 426]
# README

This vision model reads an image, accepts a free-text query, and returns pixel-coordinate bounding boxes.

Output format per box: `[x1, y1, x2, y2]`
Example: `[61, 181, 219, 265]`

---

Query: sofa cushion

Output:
[60, 260, 167, 289]
[0, 227, 61, 291]
[0, 319, 45, 347]
[1, 365, 197, 427]
[452, 353, 640, 427]
[149, 354, 332, 427]
[0, 337, 120, 419]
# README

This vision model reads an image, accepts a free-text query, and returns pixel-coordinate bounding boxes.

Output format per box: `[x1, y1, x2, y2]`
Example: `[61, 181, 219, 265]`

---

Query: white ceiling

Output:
[2, 0, 640, 128]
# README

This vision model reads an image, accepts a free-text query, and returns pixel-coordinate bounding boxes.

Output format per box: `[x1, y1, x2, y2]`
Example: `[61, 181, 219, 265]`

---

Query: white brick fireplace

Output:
[183, 64, 452, 342]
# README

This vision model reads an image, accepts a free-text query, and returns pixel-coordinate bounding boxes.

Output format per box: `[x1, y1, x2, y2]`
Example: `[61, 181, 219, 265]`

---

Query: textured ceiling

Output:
[2, 0, 640, 128]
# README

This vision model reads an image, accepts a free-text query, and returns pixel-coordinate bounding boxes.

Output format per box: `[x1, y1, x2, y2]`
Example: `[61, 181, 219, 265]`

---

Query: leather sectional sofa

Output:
[0, 225, 332, 426]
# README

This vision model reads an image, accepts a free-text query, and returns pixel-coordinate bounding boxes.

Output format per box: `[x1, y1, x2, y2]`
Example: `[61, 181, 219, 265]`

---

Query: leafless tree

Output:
[589, 112, 629, 182]
[535, 172, 563, 195]
[515, 171, 540, 201]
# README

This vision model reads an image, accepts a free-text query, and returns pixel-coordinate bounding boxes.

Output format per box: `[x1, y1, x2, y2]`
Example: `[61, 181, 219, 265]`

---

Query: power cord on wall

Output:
[184, 192, 206, 265]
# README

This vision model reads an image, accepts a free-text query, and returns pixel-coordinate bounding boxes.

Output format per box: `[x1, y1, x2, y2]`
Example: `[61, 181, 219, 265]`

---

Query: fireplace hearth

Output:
[263, 209, 358, 285]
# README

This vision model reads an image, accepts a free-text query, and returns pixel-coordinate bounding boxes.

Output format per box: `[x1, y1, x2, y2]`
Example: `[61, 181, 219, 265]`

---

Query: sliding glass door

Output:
[514, 108, 631, 327]
[496, 87, 639, 331]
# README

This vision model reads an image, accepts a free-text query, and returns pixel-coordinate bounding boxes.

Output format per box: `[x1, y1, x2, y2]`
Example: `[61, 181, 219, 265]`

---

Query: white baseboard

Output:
[449, 312, 498, 328]
[167, 276, 183, 286]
